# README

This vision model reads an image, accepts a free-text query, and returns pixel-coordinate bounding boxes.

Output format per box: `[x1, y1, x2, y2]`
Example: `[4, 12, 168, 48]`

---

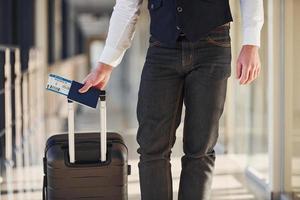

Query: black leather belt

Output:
[177, 22, 230, 41]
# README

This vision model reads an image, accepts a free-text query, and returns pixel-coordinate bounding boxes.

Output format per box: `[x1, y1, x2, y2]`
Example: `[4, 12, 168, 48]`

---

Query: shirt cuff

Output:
[242, 26, 262, 48]
[98, 45, 126, 67]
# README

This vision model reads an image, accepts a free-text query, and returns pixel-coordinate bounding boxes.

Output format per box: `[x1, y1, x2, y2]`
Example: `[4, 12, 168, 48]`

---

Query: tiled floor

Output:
[0, 155, 263, 200]
[127, 156, 262, 200]
[0, 105, 266, 200]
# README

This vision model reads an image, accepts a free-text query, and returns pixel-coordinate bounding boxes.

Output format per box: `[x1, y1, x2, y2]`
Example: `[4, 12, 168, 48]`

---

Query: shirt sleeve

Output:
[98, 0, 143, 67]
[240, 0, 264, 47]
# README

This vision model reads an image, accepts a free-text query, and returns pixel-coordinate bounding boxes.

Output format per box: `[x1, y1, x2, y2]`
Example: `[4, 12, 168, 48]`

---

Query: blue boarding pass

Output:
[46, 74, 104, 108]
[47, 74, 72, 96]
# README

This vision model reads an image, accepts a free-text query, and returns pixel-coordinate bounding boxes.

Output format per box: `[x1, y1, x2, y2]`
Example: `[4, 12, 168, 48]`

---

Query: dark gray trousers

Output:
[136, 24, 232, 200]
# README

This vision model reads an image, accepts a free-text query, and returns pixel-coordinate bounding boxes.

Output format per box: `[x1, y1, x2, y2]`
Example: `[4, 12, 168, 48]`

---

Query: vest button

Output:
[150, 4, 154, 9]
[177, 6, 183, 13]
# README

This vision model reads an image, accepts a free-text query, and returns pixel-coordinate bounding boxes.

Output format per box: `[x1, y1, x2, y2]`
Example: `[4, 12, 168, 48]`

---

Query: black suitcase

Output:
[43, 92, 131, 200]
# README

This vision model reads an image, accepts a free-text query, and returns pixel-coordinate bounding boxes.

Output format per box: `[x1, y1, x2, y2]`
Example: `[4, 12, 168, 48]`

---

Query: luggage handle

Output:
[68, 91, 107, 163]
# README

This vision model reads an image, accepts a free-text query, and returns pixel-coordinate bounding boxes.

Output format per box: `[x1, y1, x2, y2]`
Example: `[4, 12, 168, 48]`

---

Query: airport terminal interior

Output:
[0, 0, 300, 199]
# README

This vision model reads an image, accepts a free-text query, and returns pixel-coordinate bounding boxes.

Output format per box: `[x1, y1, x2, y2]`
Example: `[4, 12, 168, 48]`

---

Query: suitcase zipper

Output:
[44, 138, 127, 156]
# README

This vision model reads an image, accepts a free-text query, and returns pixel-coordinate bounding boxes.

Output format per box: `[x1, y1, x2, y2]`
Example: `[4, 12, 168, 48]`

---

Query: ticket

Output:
[46, 74, 72, 96]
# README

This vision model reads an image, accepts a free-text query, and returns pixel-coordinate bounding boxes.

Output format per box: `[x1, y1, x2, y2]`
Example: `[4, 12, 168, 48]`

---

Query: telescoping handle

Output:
[67, 91, 107, 163]
[68, 100, 75, 163]
[99, 92, 107, 162]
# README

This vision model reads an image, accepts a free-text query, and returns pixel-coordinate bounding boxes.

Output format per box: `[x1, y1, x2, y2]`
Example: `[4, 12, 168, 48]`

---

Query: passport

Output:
[46, 74, 104, 108]
[67, 80, 101, 108]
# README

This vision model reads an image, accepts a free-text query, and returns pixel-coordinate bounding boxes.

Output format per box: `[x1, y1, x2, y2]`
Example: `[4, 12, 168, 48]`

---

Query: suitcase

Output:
[43, 92, 131, 200]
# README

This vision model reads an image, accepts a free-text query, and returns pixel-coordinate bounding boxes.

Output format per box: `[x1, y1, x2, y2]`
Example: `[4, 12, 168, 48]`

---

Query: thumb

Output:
[78, 81, 93, 93]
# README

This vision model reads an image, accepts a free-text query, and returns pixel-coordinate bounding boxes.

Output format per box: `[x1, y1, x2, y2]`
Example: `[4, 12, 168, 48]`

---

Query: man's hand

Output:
[236, 45, 261, 85]
[79, 62, 113, 93]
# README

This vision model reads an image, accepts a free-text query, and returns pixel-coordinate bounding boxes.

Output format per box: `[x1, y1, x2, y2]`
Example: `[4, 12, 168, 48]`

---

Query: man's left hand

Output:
[236, 45, 261, 85]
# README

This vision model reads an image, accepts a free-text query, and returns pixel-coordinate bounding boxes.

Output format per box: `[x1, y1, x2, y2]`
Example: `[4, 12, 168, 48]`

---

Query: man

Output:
[79, 0, 264, 199]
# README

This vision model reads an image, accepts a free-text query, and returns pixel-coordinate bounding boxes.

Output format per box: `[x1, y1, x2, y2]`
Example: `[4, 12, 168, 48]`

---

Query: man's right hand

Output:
[79, 62, 113, 93]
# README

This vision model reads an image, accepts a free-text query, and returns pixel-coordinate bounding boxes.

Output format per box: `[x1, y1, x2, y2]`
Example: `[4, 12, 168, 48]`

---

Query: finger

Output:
[245, 67, 255, 84]
[239, 65, 250, 84]
[101, 79, 109, 90]
[78, 80, 93, 93]
[252, 68, 258, 81]
[254, 67, 259, 80]
[253, 64, 261, 80]
[95, 79, 107, 90]
[236, 61, 242, 79]
[97, 75, 110, 90]
[95, 82, 104, 90]
[102, 76, 111, 89]
[257, 66, 261, 77]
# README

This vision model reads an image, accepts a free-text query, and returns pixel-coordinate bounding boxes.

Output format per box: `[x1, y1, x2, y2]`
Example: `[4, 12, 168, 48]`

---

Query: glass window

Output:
[286, 0, 300, 196]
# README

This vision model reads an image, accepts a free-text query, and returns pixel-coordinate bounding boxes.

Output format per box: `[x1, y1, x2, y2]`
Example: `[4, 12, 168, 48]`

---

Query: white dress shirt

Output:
[99, 0, 264, 67]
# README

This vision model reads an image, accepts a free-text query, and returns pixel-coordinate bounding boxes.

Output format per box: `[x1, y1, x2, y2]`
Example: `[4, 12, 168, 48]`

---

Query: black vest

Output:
[147, 0, 233, 45]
